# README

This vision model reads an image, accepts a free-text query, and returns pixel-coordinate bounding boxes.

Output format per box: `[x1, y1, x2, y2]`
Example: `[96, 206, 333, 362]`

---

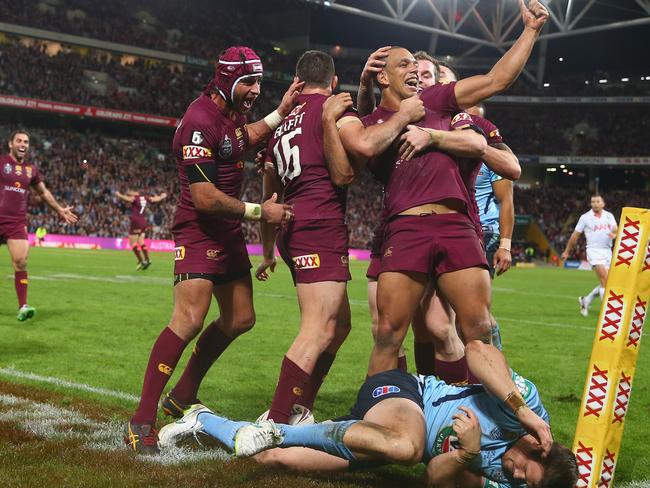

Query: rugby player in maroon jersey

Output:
[125, 46, 302, 454]
[326, 0, 548, 433]
[254, 50, 424, 423]
[0, 129, 78, 321]
[115, 189, 167, 270]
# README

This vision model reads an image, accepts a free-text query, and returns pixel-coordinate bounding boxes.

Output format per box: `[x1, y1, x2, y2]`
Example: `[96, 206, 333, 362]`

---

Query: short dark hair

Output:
[296, 50, 335, 88]
[540, 443, 579, 488]
[413, 50, 440, 81]
[8, 129, 30, 143]
[434, 59, 460, 81]
[592, 194, 604, 200]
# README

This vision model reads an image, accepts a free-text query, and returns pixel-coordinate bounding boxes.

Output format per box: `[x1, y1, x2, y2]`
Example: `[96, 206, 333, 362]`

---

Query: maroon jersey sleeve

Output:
[176, 116, 221, 167]
[29, 165, 43, 187]
[419, 82, 459, 115]
[450, 112, 473, 130]
[471, 115, 503, 145]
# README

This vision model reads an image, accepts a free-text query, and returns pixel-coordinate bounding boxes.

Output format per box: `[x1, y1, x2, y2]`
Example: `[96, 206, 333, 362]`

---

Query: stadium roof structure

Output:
[304, 0, 650, 85]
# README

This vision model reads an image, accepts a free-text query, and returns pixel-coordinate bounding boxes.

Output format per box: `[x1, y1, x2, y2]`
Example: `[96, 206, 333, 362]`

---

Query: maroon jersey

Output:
[0, 154, 42, 224]
[420, 81, 460, 115]
[265, 93, 347, 221]
[130, 193, 151, 222]
[362, 106, 475, 219]
[172, 94, 248, 235]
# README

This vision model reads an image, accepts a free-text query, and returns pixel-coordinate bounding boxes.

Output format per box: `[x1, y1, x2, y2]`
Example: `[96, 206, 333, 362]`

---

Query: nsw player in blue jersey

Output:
[158, 341, 577, 487]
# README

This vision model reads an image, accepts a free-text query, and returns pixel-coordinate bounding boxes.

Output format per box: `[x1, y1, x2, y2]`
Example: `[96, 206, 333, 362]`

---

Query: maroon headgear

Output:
[212, 46, 263, 103]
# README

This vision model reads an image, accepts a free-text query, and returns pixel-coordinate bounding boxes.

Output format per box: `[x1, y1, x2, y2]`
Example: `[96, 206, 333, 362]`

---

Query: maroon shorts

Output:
[0, 220, 28, 243]
[129, 216, 149, 235]
[277, 219, 351, 285]
[380, 213, 488, 278]
[366, 254, 381, 280]
[173, 220, 251, 279]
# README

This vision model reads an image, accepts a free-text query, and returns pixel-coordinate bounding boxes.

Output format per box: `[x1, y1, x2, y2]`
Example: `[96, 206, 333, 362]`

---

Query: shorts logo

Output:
[182, 145, 213, 160]
[293, 254, 320, 269]
[372, 385, 400, 398]
[219, 135, 232, 159]
[206, 249, 220, 260]
[292, 387, 303, 396]
[384, 246, 393, 258]
[340, 255, 349, 265]
[3, 163, 11, 174]
[174, 246, 186, 261]
[158, 363, 174, 376]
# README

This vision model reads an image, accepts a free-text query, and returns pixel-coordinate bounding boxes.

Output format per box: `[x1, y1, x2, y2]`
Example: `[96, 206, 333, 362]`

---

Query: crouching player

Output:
[159, 341, 577, 487]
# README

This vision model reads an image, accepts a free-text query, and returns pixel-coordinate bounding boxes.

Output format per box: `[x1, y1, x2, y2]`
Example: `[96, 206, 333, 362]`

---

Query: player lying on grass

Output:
[159, 340, 578, 487]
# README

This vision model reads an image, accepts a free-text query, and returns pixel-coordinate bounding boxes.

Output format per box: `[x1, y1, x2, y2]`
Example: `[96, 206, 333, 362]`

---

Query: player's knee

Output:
[387, 434, 422, 465]
[227, 310, 256, 337]
[13, 257, 28, 271]
[375, 320, 406, 349]
[459, 316, 492, 344]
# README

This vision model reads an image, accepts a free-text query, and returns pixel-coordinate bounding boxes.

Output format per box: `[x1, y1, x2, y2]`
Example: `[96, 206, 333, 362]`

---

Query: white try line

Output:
[0, 367, 139, 402]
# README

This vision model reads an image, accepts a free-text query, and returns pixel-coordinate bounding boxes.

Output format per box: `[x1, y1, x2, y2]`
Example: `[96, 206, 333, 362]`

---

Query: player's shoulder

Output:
[181, 95, 220, 127]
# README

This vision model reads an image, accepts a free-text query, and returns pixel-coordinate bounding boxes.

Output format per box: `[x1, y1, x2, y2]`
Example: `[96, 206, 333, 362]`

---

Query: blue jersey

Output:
[475, 163, 502, 232]
[421, 371, 550, 486]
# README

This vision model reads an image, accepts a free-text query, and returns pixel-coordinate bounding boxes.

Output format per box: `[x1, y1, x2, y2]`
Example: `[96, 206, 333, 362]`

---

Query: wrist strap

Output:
[264, 110, 284, 130]
[499, 237, 511, 251]
[504, 390, 527, 414]
[243, 202, 262, 221]
[425, 128, 444, 146]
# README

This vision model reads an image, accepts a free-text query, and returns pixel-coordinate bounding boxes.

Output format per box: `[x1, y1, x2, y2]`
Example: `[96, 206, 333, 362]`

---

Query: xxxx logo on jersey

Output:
[293, 254, 320, 269]
[182, 145, 212, 160]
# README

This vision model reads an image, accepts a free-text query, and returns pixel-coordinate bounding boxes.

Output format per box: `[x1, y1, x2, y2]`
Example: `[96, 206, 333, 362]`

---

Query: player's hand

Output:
[58, 206, 78, 224]
[452, 407, 481, 454]
[494, 247, 512, 276]
[322, 92, 354, 122]
[261, 193, 294, 225]
[561, 250, 569, 261]
[255, 256, 277, 281]
[277, 78, 306, 117]
[397, 95, 425, 124]
[516, 407, 553, 457]
[360, 46, 391, 86]
[397, 125, 433, 161]
[519, 0, 549, 32]
[255, 148, 275, 176]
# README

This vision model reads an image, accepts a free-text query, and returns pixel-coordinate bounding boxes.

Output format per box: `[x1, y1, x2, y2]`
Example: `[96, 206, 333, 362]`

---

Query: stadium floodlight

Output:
[560, 164, 566, 168]
[599, 79, 608, 83]
[568, 171, 574, 175]
[558, 57, 564, 61]
[563, 169, 568, 173]
[543, 82, 550, 87]
[546, 167, 557, 172]
[621, 77, 629, 82]
[585, 80, 590, 84]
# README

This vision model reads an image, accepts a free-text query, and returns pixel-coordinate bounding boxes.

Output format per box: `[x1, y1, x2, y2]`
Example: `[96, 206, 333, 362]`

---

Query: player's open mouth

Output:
[405, 77, 418, 92]
[242, 98, 255, 109]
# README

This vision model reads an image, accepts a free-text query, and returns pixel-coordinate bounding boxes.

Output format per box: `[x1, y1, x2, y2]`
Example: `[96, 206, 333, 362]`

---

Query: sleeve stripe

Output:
[194, 164, 212, 182]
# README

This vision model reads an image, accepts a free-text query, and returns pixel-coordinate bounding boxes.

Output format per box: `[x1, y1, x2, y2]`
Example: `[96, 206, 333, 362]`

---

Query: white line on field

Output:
[497, 316, 594, 331]
[0, 367, 139, 402]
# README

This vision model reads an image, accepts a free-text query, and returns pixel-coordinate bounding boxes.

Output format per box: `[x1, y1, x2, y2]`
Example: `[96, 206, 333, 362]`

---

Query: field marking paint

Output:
[0, 367, 139, 402]
[619, 482, 650, 488]
[497, 317, 594, 331]
[0, 393, 229, 465]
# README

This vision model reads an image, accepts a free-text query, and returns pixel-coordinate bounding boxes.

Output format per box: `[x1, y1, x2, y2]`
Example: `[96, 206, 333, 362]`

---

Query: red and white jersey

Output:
[574, 209, 617, 250]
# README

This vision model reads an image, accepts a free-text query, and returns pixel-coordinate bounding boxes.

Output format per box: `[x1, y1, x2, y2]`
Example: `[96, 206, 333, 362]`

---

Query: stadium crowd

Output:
[7, 125, 646, 259]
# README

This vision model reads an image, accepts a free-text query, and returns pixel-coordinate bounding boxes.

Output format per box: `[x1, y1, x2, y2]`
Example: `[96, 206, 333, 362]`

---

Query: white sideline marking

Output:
[0, 393, 229, 465]
[620, 482, 650, 488]
[497, 316, 593, 331]
[0, 367, 139, 402]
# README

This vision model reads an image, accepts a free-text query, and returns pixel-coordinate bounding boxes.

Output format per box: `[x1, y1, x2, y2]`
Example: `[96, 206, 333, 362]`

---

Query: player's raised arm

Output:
[339, 95, 424, 163]
[33, 181, 78, 224]
[322, 92, 356, 186]
[453, 0, 549, 108]
[115, 191, 135, 203]
[356, 46, 391, 117]
[149, 192, 167, 203]
[493, 178, 514, 275]
[246, 79, 305, 147]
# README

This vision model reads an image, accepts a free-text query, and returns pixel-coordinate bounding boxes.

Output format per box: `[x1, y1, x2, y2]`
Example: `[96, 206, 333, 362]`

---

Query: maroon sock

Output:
[132, 245, 143, 263]
[268, 356, 310, 423]
[300, 352, 336, 410]
[435, 357, 469, 385]
[397, 355, 408, 372]
[140, 244, 150, 262]
[14, 271, 28, 307]
[132, 327, 186, 425]
[172, 321, 233, 404]
[414, 341, 436, 375]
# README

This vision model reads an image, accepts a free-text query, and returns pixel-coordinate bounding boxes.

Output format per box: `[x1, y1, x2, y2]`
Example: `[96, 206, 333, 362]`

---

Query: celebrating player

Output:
[561, 195, 618, 316]
[332, 0, 548, 379]
[115, 189, 168, 270]
[159, 341, 577, 487]
[0, 129, 78, 321]
[125, 46, 302, 454]
[255, 50, 425, 423]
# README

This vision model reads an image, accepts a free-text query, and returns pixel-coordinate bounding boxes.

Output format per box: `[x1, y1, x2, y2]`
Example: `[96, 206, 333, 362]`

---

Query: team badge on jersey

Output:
[372, 385, 401, 398]
[26, 166, 32, 178]
[206, 249, 220, 260]
[293, 254, 320, 269]
[489, 128, 501, 139]
[3, 163, 11, 174]
[15, 165, 22, 176]
[433, 425, 460, 455]
[219, 135, 233, 158]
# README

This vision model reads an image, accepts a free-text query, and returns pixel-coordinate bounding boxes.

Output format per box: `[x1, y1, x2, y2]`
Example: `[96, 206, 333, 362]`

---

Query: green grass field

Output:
[0, 247, 649, 487]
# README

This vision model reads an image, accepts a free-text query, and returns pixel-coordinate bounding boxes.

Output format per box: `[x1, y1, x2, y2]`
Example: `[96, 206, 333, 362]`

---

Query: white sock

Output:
[584, 286, 600, 306]
[599, 287, 605, 300]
